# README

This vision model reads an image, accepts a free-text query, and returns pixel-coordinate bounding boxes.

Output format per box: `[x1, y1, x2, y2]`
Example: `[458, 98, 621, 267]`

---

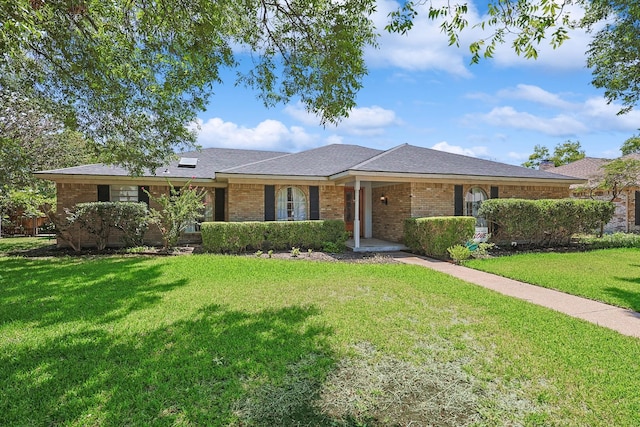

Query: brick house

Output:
[36, 143, 582, 249]
[547, 154, 640, 233]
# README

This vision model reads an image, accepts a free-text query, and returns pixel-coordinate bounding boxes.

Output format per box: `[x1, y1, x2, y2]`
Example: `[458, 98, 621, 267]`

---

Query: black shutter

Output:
[454, 185, 463, 216]
[489, 186, 500, 237]
[138, 186, 150, 206]
[490, 186, 499, 199]
[97, 185, 110, 202]
[309, 186, 320, 220]
[215, 188, 226, 221]
[264, 185, 275, 221]
[635, 191, 640, 226]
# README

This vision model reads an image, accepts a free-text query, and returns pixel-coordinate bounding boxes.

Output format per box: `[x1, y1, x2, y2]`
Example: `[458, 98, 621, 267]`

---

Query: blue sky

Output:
[193, 0, 639, 166]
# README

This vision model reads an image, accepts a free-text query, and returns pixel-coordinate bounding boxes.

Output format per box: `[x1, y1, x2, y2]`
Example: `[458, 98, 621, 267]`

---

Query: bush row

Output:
[478, 198, 615, 246]
[404, 216, 476, 258]
[200, 220, 349, 253]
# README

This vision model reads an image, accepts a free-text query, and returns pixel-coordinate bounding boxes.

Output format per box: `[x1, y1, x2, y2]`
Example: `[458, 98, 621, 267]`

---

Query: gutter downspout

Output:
[354, 179, 360, 250]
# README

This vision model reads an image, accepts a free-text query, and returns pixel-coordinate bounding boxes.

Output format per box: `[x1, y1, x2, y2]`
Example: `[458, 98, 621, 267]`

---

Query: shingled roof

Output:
[36, 148, 288, 180]
[549, 154, 640, 189]
[36, 143, 583, 183]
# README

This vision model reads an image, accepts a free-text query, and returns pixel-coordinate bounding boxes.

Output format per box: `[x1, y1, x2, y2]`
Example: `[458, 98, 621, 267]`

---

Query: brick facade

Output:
[54, 179, 574, 248]
[54, 182, 205, 248]
[369, 181, 571, 243]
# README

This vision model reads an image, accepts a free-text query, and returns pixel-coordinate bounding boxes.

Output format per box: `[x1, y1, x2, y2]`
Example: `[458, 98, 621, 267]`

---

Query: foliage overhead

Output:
[522, 140, 585, 169]
[620, 134, 640, 155]
[388, 0, 640, 114]
[1, 0, 376, 174]
[599, 158, 640, 201]
[0, 88, 95, 196]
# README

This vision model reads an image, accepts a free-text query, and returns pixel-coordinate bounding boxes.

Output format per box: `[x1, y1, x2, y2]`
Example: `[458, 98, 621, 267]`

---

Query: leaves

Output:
[1, 0, 377, 174]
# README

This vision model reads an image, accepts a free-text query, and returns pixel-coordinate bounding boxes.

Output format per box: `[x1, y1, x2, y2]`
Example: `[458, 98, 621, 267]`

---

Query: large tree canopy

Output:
[522, 140, 585, 168]
[1, 0, 376, 174]
[2, 0, 639, 175]
[388, 0, 640, 113]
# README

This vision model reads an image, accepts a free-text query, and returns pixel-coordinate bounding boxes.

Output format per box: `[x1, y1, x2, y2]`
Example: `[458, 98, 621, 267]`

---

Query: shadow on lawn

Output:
[0, 256, 185, 326]
[0, 301, 360, 426]
[605, 277, 640, 312]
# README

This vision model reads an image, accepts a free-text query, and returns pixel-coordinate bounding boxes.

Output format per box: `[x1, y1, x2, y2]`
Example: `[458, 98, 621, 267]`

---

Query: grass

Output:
[0, 236, 55, 254]
[465, 248, 640, 311]
[1, 242, 639, 425]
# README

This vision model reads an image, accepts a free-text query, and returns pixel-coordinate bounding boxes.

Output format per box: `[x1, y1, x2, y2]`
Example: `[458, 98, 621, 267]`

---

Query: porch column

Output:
[354, 178, 361, 249]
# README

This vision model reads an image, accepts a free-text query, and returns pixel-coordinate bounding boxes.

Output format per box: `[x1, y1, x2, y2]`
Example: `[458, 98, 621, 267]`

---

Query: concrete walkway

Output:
[391, 252, 640, 339]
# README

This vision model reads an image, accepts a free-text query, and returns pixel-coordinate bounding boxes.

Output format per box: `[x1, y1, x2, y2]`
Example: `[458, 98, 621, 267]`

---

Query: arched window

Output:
[465, 187, 487, 227]
[277, 186, 307, 221]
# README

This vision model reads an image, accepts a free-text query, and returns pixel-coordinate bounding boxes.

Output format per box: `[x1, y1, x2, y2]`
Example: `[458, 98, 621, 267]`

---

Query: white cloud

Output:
[497, 84, 576, 109]
[431, 141, 489, 157]
[284, 103, 400, 136]
[467, 106, 588, 136]
[367, 0, 474, 77]
[369, 0, 597, 76]
[581, 98, 640, 132]
[193, 117, 318, 152]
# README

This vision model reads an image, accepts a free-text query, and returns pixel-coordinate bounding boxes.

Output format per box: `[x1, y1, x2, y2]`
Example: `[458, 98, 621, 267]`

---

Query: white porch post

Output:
[354, 179, 361, 249]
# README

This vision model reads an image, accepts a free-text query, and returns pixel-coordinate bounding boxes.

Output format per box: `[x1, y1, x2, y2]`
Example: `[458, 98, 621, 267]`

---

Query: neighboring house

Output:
[36, 143, 582, 249]
[548, 154, 640, 233]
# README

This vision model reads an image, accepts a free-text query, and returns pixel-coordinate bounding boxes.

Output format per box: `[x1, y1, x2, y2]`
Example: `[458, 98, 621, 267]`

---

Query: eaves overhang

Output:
[329, 170, 586, 186]
[34, 172, 215, 185]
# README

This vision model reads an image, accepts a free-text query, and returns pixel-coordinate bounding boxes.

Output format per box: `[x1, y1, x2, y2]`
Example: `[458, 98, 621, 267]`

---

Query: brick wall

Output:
[228, 183, 345, 222]
[573, 188, 640, 233]
[370, 181, 571, 243]
[372, 183, 411, 242]
[55, 182, 195, 248]
[227, 183, 265, 221]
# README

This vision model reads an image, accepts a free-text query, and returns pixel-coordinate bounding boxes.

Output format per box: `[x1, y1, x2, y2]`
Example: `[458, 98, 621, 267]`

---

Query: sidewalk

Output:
[391, 252, 640, 339]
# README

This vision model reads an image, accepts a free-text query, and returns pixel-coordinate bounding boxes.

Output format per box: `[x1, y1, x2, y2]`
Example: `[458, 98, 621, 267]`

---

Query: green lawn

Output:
[0, 236, 55, 254]
[1, 249, 640, 425]
[465, 248, 640, 311]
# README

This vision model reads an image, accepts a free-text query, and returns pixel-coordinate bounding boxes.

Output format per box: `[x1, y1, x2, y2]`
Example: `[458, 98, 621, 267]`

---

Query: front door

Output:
[344, 187, 364, 237]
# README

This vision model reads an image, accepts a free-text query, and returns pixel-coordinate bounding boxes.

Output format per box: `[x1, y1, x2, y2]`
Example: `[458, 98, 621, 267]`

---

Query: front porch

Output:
[346, 238, 407, 253]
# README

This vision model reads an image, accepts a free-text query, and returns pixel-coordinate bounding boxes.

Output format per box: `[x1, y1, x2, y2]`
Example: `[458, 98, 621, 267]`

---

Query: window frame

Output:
[465, 187, 488, 227]
[276, 186, 307, 221]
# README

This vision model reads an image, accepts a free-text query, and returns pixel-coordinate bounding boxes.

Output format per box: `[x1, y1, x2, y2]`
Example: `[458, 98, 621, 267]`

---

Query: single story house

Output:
[546, 154, 640, 233]
[36, 143, 583, 249]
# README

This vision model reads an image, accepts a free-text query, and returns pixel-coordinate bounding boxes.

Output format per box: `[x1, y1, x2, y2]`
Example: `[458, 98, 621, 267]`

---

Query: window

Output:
[277, 187, 307, 221]
[465, 187, 487, 227]
[110, 185, 138, 202]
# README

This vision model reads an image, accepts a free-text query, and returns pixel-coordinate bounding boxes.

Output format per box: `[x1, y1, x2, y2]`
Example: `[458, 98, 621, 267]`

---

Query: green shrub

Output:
[479, 198, 614, 246]
[404, 216, 475, 258]
[447, 244, 472, 263]
[200, 220, 348, 253]
[144, 181, 205, 249]
[579, 232, 640, 249]
[70, 202, 149, 249]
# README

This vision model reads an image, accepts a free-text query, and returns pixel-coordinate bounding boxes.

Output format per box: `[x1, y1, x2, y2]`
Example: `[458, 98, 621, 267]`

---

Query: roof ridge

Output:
[349, 143, 409, 170]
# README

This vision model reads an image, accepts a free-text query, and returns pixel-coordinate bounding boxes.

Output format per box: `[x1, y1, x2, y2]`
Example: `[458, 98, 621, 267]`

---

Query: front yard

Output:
[1, 241, 639, 425]
[465, 248, 640, 311]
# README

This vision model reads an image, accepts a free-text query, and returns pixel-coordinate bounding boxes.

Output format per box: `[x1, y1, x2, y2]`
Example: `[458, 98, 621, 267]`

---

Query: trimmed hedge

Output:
[478, 198, 615, 246]
[404, 216, 476, 258]
[200, 220, 348, 253]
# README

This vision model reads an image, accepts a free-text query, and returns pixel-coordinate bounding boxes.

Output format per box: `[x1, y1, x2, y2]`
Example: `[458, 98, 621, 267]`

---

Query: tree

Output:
[1, 1, 376, 174]
[0, 89, 96, 195]
[387, 0, 640, 115]
[522, 140, 585, 168]
[0, 88, 96, 237]
[621, 134, 640, 155]
[599, 158, 640, 202]
[145, 181, 206, 250]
